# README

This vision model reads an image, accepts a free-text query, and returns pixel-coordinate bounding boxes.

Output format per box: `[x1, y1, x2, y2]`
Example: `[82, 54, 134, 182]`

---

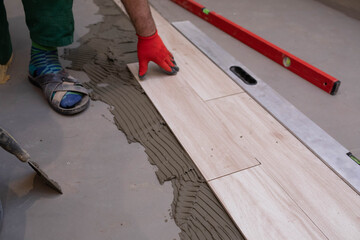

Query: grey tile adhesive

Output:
[63, 0, 245, 239]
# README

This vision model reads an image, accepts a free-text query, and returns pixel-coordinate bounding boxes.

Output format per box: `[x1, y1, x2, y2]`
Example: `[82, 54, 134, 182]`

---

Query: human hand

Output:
[137, 30, 179, 78]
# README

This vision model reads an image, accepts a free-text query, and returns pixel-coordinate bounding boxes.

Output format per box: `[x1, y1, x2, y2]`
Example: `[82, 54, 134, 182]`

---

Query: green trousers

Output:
[0, 0, 74, 64]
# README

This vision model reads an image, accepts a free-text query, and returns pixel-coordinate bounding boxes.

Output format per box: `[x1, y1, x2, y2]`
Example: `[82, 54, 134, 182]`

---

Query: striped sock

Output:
[29, 42, 82, 108]
[29, 42, 62, 76]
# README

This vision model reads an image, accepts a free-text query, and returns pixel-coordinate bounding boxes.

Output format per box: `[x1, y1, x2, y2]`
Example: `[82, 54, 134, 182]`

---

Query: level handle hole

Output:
[230, 66, 257, 85]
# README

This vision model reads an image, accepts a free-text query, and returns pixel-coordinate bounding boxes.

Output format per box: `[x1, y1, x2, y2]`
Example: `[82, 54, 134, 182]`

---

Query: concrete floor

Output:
[0, 0, 180, 239]
[1, 0, 359, 239]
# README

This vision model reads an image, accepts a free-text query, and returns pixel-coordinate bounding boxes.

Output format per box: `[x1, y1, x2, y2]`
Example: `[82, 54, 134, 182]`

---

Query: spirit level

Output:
[171, 0, 341, 95]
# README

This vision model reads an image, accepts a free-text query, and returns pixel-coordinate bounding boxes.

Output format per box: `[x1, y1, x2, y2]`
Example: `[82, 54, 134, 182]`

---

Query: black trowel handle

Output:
[0, 127, 62, 194]
[0, 127, 30, 162]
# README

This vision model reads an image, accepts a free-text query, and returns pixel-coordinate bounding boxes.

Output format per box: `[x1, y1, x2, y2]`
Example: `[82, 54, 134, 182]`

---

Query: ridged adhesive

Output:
[63, 0, 244, 239]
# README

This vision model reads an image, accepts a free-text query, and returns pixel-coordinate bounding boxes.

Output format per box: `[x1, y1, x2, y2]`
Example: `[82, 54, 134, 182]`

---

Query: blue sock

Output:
[29, 42, 83, 108]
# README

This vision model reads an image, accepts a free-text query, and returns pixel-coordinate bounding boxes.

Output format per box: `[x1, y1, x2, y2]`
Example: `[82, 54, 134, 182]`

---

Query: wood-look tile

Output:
[209, 166, 326, 240]
[152, 9, 243, 101]
[128, 63, 259, 180]
[207, 94, 360, 239]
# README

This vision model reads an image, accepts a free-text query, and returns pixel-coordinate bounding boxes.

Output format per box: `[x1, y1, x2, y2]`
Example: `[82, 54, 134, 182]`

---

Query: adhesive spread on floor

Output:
[63, 0, 244, 239]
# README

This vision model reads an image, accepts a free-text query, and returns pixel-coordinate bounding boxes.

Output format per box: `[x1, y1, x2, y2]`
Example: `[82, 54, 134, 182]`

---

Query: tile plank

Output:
[128, 63, 259, 180]
[207, 94, 360, 239]
[209, 166, 326, 240]
[151, 8, 243, 101]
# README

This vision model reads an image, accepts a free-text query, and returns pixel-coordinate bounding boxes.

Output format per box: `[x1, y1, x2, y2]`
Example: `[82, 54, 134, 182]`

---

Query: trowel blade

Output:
[28, 161, 63, 194]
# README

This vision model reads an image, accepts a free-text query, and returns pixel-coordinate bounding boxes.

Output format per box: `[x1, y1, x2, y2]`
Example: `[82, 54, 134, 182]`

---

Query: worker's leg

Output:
[21, 0, 88, 113]
[0, 0, 13, 84]
[0, 0, 12, 65]
[21, 0, 74, 47]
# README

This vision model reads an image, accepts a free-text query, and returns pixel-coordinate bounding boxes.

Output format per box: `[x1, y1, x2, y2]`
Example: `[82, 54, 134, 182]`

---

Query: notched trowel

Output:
[0, 127, 63, 194]
[28, 161, 63, 194]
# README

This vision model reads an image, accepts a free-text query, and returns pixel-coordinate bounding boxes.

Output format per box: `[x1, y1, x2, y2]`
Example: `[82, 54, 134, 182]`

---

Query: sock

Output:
[29, 41, 83, 108]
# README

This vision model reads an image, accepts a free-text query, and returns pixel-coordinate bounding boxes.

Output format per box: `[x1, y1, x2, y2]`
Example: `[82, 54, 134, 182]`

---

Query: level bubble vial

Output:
[283, 56, 291, 67]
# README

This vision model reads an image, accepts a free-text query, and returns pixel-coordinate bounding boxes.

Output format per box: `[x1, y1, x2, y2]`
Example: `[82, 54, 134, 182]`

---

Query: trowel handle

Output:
[0, 127, 30, 162]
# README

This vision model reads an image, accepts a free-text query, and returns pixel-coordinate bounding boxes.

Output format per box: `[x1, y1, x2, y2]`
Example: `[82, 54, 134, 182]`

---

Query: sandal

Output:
[28, 69, 90, 115]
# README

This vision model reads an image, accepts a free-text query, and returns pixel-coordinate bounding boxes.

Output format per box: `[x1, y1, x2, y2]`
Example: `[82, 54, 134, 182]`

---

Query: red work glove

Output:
[137, 30, 179, 78]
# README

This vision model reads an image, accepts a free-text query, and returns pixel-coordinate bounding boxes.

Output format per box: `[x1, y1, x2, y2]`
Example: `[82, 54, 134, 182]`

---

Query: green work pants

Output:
[0, 0, 74, 64]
